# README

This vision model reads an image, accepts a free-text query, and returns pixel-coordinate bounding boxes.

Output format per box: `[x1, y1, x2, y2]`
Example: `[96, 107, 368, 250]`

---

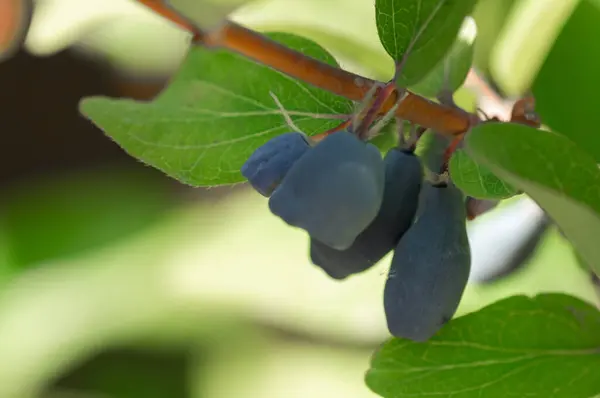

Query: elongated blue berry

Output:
[384, 181, 470, 341]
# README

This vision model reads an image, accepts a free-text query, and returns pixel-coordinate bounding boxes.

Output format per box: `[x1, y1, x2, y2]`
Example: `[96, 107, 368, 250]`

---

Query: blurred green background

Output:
[0, 0, 597, 397]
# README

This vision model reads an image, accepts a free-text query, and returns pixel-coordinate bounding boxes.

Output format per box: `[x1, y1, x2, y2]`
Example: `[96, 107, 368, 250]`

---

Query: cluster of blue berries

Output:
[241, 129, 471, 342]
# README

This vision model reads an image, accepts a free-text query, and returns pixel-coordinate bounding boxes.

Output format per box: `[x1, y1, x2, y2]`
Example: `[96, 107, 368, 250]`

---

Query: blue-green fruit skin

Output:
[384, 181, 471, 342]
[310, 149, 423, 279]
[269, 131, 385, 250]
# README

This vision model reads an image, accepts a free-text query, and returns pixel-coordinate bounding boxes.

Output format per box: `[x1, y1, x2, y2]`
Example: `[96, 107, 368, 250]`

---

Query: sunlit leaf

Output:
[80, 33, 352, 186]
[375, 0, 477, 85]
[410, 16, 477, 97]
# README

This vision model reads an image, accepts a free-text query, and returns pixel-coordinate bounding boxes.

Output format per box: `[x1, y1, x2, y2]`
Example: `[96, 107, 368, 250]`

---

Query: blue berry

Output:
[269, 131, 385, 250]
[384, 181, 471, 341]
[241, 132, 311, 197]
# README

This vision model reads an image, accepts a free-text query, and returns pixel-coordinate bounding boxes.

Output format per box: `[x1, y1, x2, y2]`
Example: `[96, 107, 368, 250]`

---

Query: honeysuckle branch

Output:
[137, 0, 479, 137]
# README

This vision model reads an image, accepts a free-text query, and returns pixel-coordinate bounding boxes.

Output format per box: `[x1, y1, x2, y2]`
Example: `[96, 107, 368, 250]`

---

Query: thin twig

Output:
[351, 82, 382, 135]
[357, 82, 401, 139]
[441, 134, 464, 173]
[368, 93, 405, 140]
[395, 118, 407, 148]
[311, 120, 352, 142]
[269, 91, 304, 134]
[405, 125, 427, 152]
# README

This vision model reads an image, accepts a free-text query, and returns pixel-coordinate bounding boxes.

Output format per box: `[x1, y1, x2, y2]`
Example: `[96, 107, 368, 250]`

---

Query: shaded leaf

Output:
[366, 293, 600, 398]
[466, 122, 600, 275]
[375, 0, 477, 85]
[533, 0, 600, 162]
[450, 149, 518, 199]
[80, 33, 352, 186]
[410, 16, 477, 97]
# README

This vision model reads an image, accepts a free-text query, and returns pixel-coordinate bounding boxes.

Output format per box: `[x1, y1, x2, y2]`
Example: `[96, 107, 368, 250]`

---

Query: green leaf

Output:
[449, 149, 518, 199]
[80, 33, 352, 186]
[366, 293, 600, 398]
[410, 17, 477, 97]
[375, 0, 478, 86]
[466, 123, 600, 275]
[533, 0, 600, 162]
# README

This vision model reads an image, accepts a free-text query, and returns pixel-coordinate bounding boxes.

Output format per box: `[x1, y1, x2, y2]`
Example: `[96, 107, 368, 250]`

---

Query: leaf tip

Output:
[78, 96, 107, 120]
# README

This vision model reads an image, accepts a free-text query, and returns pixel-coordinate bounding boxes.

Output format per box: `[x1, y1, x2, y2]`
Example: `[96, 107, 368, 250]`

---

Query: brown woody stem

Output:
[137, 0, 477, 136]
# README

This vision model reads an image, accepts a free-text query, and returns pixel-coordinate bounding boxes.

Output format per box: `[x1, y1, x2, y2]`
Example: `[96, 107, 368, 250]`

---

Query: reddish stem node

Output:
[441, 134, 464, 174]
[312, 120, 352, 142]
